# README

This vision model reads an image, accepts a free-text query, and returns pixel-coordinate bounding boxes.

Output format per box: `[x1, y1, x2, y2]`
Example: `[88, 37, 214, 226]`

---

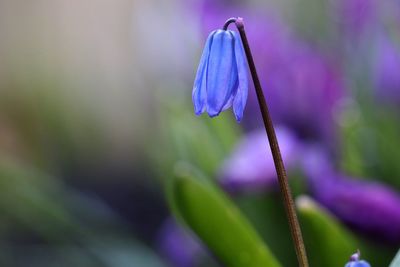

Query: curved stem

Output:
[223, 17, 237, 30]
[226, 17, 309, 267]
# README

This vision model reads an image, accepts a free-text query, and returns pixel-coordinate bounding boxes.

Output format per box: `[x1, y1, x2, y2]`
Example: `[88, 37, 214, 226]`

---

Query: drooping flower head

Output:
[345, 251, 371, 267]
[192, 25, 248, 122]
[197, 1, 346, 146]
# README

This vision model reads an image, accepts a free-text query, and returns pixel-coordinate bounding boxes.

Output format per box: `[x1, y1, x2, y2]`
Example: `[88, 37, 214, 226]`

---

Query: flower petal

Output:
[206, 30, 238, 117]
[232, 31, 248, 122]
[157, 218, 204, 267]
[192, 31, 215, 115]
[345, 260, 371, 267]
[219, 127, 300, 193]
[307, 168, 400, 244]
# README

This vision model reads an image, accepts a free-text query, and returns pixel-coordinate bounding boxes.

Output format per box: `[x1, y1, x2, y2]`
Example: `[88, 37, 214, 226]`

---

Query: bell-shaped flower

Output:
[192, 29, 248, 122]
[196, 2, 346, 144]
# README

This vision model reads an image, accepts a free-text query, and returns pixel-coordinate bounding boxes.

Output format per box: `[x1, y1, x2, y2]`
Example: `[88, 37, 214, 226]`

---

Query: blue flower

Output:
[344, 251, 371, 267]
[345, 260, 371, 267]
[192, 29, 248, 122]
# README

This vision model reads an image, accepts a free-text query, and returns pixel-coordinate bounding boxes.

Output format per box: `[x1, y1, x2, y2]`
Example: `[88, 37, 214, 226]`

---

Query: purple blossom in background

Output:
[156, 218, 204, 267]
[333, 0, 376, 38]
[219, 127, 301, 193]
[262, 45, 345, 144]
[373, 35, 400, 105]
[198, 0, 346, 145]
[304, 153, 400, 244]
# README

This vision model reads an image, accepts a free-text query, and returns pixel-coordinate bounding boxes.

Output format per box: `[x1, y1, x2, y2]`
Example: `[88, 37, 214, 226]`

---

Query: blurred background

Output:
[0, 0, 399, 266]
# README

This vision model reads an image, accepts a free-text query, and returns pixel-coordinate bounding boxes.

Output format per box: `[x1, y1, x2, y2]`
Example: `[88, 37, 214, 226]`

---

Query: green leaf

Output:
[296, 196, 359, 267]
[340, 99, 400, 190]
[0, 162, 80, 241]
[390, 250, 400, 267]
[151, 97, 240, 181]
[297, 196, 395, 266]
[167, 163, 281, 267]
[235, 193, 297, 267]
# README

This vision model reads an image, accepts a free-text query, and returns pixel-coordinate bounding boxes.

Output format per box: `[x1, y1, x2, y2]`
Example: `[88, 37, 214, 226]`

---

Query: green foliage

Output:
[0, 161, 79, 241]
[341, 102, 400, 189]
[167, 163, 281, 267]
[0, 161, 166, 267]
[233, 173, 306, 267]
[0, 239, 167, 267]
[235, 193, 298, 267]
[151, 96, 240, 180]
[297, 195, 394, 267]
[297, 196, 359, 267]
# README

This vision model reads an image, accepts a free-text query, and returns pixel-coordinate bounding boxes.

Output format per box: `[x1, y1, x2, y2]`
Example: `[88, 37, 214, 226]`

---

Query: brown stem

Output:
[226, 17, 309, 267]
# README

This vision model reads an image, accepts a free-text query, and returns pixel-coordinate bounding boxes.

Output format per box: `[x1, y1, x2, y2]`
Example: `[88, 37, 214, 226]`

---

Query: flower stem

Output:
[225, 17, 309, 267]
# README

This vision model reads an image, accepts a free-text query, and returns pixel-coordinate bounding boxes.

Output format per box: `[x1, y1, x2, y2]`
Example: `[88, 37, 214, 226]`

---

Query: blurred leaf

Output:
[390, 249, 400, 267]
[297, 196, 359, 267]
[151, 96, 240, 180]
[167, 163, 281, 267]
[235, 192, 297, 267]
[297, 195, 394, 266]
[341, 101, 400, 189]
[88, 238, 167, 267]
[357, 233, 397, 266]
[0, 77, 107, 172]
[0, 161, 81, 241]
[0, 239, 167, 267]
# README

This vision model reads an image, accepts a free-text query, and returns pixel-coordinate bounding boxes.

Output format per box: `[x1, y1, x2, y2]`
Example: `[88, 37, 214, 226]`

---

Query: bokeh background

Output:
[0, 0, 399, 266]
